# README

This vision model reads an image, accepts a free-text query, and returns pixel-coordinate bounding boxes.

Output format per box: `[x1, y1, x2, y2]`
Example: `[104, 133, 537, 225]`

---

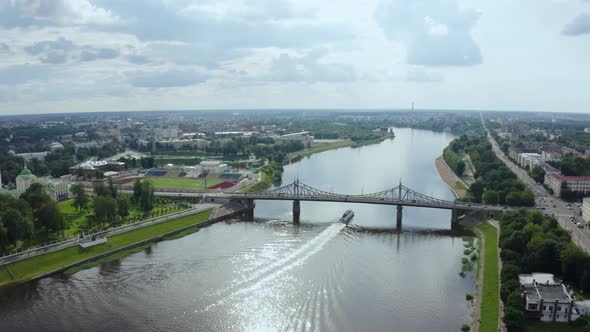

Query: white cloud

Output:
[375, 0, 482, 66]
[562, 13, 590, 36]
[0, 0, 118, 27]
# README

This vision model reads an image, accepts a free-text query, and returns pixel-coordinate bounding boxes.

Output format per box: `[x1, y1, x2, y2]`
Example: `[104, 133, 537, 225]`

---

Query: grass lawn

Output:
[477, 221, 499, 332]
[526, 321, 587, 332]
[0, 209, 212, 287]
[147, 177, 223, 189]
[455, 181, 468, 191]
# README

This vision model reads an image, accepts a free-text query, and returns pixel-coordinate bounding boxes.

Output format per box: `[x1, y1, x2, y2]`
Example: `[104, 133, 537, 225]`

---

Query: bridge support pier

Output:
[293, 200, 301, 224]
[451, 208, 459, 230]
[244, 199, 255, 221]
[396, 205, 402, 233]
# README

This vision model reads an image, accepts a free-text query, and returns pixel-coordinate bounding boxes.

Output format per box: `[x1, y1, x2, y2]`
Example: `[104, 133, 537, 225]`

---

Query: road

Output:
[481, 114, 590, 253]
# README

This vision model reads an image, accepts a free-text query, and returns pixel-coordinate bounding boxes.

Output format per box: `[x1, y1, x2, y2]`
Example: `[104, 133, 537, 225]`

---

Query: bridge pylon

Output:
[396, 205, 402, 233]
[293, 199, 301, 225]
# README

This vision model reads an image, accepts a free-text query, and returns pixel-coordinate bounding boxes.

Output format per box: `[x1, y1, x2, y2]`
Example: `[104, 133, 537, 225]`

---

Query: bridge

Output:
[204, 179, 516, 230]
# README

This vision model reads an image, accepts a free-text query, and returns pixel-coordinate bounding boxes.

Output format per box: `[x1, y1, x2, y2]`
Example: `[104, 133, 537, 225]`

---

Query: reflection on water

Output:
[0, 128, 475, 331]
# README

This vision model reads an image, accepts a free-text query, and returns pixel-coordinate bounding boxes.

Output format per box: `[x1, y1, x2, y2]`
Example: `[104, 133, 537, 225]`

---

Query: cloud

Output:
[127, 55, 151, 65]
[562, 13, 590, 36]
[126, 69, 209, 88]
[80, 48, 119, 61]
[24, 37, 119, 63]
[0, 0, 118, 28]
[375, 0, 482, 66]
[267, 51, 355, 83]
[406, 68, 443, 83]
[0, 43, 10, 53]
[0, 65, 52, 85]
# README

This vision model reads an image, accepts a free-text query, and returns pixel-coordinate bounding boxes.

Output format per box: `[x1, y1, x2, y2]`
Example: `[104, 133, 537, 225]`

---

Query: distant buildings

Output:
[545, 173, 590, 197]
[156, 138, 210, 150]
[48, 142, 64, 151]
[12, 151, 49, 161]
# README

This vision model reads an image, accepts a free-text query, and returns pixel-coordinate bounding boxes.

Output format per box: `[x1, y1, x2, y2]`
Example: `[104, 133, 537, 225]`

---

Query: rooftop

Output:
[550, 173, 590, 182]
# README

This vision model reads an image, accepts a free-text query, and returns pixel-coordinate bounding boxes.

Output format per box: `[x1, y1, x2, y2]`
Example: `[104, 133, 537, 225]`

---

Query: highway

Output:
[481, 114, 590, 253]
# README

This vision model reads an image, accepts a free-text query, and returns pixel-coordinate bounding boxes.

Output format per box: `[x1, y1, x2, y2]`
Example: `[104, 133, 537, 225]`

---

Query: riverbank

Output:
[0, 209, 221, 288]
[435, 156, 469, 198]
[476, 221, 500, 332]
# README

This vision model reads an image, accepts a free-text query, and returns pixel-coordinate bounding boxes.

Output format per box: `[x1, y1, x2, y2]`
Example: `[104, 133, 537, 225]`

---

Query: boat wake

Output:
[199, 223, 345, 312]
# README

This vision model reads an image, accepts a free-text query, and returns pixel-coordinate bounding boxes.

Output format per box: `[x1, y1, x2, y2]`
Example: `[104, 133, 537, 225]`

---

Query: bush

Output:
[461, 323, 471, 332]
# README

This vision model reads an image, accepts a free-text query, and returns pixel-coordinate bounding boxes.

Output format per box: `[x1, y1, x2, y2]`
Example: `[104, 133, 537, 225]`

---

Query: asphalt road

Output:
[481, 114, 590, 253]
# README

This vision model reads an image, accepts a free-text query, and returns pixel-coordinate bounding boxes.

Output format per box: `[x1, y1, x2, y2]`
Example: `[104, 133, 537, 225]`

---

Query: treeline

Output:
[498, 210, 590, 331]
[451, 135, 534, 206]
[0, 184, 65, 255]
[549, 155, 590, 177]
[442, 144, 466, 176]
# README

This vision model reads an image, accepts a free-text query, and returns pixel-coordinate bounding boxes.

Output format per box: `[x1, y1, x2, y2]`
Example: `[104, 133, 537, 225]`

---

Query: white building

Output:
[517, 153, 543, 169]
[545, 173, 590, 197]
[48, 142, 64, 151]
[15, 164, 70, 201]
[583, 198, 590, 224]
[156, 138, 210, 150]
[199, 160, 227, 173]
[519, 273, 576, 322]
[273, 131, 314, 143]
[14, 151, 49, 161]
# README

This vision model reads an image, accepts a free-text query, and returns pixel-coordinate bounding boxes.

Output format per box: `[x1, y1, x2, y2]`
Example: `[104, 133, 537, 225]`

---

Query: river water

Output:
[0, 128, 475, 331]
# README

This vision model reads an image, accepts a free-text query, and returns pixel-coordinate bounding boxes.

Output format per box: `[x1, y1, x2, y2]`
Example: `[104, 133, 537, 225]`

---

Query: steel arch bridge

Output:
[227, 179, 500, 212]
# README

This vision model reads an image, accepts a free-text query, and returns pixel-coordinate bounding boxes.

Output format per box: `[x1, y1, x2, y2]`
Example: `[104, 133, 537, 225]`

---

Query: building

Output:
[199, 160, 227, 173]
[14, 164, 70, 201]
[519, 273, 575, 322]
[48, 142, 64, 151]
[517, 153, 543, 170]
[540, 145, 563, 161]
[545, 173, 590, 197]
[156, 138, 210, 150]
[68, 160, 125, 177]
[273, 131, 314, 143]
[583, 198, 590, 224]
[562, 147, 584, 157]
[14, 151, 49, 161]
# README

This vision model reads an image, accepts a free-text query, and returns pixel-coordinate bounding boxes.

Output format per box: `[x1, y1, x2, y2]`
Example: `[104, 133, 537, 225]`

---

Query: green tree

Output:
[93, 181, 109, 197]
[530, 166, 546, 183]
[133, 179, 143, 203]
[139, 180, 155, 213]
[483, 190, 499, 205]
[468, 181, 485, 202]
[94, 196, 118, 225]
[38, 201, 65, 235]
[108, 177, 118, 198]
[117, 195, 130, 220]
[71, 182, 88, 212]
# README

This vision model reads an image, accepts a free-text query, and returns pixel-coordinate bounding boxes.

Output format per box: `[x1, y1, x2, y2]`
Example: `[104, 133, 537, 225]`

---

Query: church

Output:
[0, 163, 71, 202]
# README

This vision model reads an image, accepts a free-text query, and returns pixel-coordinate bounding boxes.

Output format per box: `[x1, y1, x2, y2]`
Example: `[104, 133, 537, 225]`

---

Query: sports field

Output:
[147, 177, 224, 189]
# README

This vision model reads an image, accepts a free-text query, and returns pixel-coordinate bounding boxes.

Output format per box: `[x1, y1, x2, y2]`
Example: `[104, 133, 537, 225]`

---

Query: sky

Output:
[0, 0, 589, 115]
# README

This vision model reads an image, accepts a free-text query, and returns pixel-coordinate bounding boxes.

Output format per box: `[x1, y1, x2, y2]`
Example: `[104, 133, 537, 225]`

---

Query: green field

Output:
[147, 177, 224, 189]
[241, 171, 272, 192]
[0, 210, 212, 287]
[478, 221, 499, 332]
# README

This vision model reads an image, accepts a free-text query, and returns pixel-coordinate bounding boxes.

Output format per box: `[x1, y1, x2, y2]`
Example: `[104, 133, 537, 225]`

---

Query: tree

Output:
[483, 190, 499, 205]
[38, 201, 65, 235]
[71, 183, 88, 212]
[94, 196, 118, 225]
[108, 177, 118, 198]
[469, 181, 485, 202]
[531, 166, 546, 184]
[504, 306, 525, 332]
[139, 180, 155, 213]
[93, 181, 109, 197]
[117, 196, 129, 220]
[133, 179, 143, 203]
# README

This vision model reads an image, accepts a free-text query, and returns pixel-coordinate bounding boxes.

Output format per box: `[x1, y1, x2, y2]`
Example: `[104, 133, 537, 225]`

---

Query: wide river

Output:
[0, 128, 475, 331]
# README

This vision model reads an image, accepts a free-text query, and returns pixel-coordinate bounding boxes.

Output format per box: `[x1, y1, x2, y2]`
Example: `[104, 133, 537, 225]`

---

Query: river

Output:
[0, 128, 475, 331]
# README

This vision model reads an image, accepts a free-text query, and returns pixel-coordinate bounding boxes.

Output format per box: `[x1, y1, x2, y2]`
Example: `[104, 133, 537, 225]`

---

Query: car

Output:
[577, 223, 584, 228]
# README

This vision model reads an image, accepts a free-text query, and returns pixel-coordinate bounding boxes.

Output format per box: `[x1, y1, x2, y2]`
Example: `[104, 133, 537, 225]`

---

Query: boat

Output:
[339, 210, 354, 223]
